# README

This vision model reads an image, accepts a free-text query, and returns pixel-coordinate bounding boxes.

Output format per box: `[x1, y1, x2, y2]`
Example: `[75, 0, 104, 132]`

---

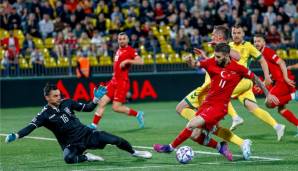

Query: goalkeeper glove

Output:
[5, 133, 18, 143]
[93, 86, 107, 103]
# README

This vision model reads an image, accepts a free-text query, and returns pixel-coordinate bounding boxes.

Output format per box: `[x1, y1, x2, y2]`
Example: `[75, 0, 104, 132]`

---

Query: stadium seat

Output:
[44, 38, 55, 49]
[181, 52, 193, 60]
[42, 48, 51, 59]
[168, 53, 182, 63]
[99, 56, 112, 66]
[151, 26, 160, 36]
[105, 19, 111, 31]
[140, 45, 148, 56]
[143, 54, 154, 64]
[288, 49, 298, 59]
[71, 56, 78, 67]
[44, 57, 57, 68]
[0, 29, 9, 39]
[57, 57, 69, 67]
[159, 25, 170, 37]
[0, 49, 5, 61]
[155, 53, 168, 64]
[276, 49, 288, 59]
[19, 58, 29, 69]
[33, 37, 44, 49]
[89, 56, 99, 66]
[13, 29, 24, 40]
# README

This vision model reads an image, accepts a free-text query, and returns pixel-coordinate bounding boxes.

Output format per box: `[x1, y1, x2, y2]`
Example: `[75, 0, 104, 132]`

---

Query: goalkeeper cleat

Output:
[230, 116, 244, 131]
[132, 150, 152, 159]
[85, 152, 104, 161]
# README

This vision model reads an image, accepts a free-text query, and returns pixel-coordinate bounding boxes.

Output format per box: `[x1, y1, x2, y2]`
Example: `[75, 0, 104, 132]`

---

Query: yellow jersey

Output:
[229, 41, 262, 68]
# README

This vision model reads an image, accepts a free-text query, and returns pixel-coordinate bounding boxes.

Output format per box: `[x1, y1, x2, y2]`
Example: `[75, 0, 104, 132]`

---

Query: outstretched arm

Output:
[258, 57, 272, 86]
[252, 74, 279, 105]
[72, 86, 107, 112]
[6, 123, 37, 143]
[120, 56, 144, 68]
[276, 58, 295, 87]
[287, 63, 298, 70]
[183, 55, 201, 68]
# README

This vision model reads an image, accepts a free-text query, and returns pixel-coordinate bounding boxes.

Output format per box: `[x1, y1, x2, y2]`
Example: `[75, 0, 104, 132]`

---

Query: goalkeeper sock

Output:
[215, 127, 243, 147]
[180, 108, 196, 121]
[252, 107, 278, 128]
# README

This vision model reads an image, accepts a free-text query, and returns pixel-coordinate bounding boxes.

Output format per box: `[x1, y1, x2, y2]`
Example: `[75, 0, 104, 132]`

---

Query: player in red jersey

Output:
[153, 43, 279, 160]
[254, 34, 298, 136]
[89, 32, 145, 129]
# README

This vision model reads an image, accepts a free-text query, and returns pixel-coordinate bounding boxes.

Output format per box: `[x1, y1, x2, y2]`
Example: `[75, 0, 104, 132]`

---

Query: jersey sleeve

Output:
[266, 49, 280, 64]
[70, 99, 97, 112]
[30, 109, 47, 128]
[130, 48, 139, 59]
[238, 64, 254, 79]
[248, 43, 262, 60]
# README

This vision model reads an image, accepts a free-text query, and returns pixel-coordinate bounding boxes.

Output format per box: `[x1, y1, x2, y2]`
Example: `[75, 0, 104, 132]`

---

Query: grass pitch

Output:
[1, 99, 298, 171]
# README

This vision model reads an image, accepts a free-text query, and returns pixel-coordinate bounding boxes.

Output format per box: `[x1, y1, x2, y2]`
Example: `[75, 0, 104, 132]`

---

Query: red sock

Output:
[192, 134, 218, 149]
[171, 128, 192, 148]
[93, 114, 102, 125]
[128, 109, 138, 116]
[280, 109, 298, 126]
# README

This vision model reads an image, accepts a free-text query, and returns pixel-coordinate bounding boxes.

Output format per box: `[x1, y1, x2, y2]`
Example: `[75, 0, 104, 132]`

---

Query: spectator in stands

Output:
[1, 46, 20, 77]
[12, 0, 26, 16]
[0, 5, 9, 30]
[284, 0, 296, 17]
[41, 1, 54, 18]
[190, 29, 202, 48]
[94, 0, 109, 16]
[67, 14, 78, 30]
[39, 14, 54, 39]
[53, 16, 65, 33]
[140, 0, 154, 23]
[64, 31, 78, 57]
[54, 32, 65, 58]
[264, 6, 276, 25]
[266, 25, 281, 49]
[22, 33, 35, 57]
[1, 30, 20, 58]
[78, 32, 91, 55]
[175, 28, 191, 52]
[8, 7, 21, 29]
[281, 24, 295, 49]
[154, 3, 166, 23]
[111, 6, 124, 22]
[91, 30, 107, 57]
[25, 13, 40, 38]
[66, 0, 79, 13]
[30, 47, 44, 76]
[96, 13, 107, 34]
[73, 23, 84, 38]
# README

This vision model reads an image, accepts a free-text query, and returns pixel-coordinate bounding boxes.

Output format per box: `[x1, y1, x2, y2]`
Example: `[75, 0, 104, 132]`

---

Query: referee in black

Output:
[5, 83, 152, 164]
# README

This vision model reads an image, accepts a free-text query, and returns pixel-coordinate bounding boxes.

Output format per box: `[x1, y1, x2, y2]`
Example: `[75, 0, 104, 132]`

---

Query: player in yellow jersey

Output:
[227, 25, 285, 140]
[176, 25, 253, 160]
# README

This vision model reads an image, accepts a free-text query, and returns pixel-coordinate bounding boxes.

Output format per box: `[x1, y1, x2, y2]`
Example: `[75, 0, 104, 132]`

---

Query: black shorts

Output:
[64, 130, 121, 153]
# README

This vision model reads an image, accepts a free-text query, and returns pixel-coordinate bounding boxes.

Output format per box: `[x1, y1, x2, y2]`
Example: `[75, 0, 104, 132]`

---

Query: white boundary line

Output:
[0, 133, 282, 162]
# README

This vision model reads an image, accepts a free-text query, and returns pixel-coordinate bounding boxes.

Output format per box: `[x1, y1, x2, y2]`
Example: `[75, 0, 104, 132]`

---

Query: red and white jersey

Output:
[113, 45, 138, 80]
[261, 46, 289, 83]
[199, 58, 254, 109]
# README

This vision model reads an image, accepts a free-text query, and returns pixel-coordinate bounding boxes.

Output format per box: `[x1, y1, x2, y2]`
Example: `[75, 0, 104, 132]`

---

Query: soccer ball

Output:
[176, 146, 195, 164]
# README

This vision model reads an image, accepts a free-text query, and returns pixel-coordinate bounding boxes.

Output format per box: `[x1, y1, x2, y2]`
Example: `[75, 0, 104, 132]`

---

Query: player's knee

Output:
[265, 102, 274, 108]
[175, 104, 182, 114]
[112, 104, 121, 112]
[64, 154, 76, 164]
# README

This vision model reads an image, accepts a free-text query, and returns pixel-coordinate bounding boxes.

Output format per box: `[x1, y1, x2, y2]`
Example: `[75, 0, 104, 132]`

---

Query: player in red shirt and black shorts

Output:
[89, 32, 145, 129]
[153, 43, 279, 160]
[254, 34, 298, 136]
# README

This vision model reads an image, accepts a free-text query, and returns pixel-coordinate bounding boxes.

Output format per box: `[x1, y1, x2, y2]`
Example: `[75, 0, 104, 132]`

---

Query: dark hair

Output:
[214, 25, 230, 40]
[254, 33, 265, 39]
[232, 24, 243, 29]
[214, 43, 230, 54]
[43, 83, 58, 96]
[118, 32, 127, 36]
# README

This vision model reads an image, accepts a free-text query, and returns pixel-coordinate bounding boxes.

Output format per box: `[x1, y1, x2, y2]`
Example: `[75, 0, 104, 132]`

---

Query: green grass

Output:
[1, 99, 298, 171]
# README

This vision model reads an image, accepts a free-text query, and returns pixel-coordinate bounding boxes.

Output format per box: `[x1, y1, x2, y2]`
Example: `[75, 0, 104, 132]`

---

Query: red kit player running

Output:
[153, 43, 279, 160]
[89, 32, 145, 129]
[254, 34, 298, 136]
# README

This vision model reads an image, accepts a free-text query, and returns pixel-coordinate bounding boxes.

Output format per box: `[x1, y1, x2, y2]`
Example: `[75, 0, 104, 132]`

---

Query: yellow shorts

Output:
[231, 78, 256, 104]
[184, 73, 210, 108]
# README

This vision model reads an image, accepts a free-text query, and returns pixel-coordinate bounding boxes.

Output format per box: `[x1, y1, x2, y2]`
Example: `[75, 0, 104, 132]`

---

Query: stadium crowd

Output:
[0, 0, 298, 76]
